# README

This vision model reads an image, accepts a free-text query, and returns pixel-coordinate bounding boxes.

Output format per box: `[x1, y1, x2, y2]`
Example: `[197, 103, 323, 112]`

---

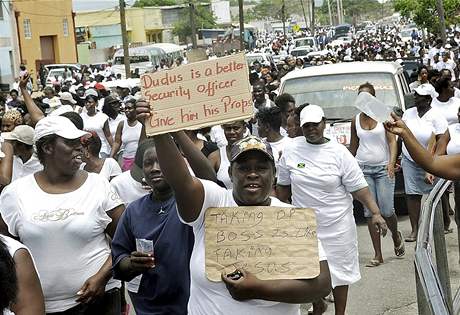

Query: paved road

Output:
[301, 215, 418, 315]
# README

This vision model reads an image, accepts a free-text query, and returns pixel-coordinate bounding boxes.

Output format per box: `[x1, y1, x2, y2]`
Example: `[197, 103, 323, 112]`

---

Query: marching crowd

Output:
[1, 22, 460, 315]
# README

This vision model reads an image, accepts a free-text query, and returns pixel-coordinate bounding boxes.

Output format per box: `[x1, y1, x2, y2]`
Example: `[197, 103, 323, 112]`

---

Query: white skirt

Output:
[317, 212, 361, 288]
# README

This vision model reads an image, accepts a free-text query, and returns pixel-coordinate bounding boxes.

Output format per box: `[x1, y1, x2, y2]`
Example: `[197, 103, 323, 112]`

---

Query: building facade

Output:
[13, 0, 77, 83]
[0, 0, 20, 90]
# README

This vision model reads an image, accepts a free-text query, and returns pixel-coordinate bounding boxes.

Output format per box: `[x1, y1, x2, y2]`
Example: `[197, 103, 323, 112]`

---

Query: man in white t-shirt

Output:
[1, 125, 43, 186]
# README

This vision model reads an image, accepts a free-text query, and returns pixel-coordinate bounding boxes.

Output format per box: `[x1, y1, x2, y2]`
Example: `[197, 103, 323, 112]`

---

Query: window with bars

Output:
[23, 19, 31, 39]
[63, 18, 69, 37]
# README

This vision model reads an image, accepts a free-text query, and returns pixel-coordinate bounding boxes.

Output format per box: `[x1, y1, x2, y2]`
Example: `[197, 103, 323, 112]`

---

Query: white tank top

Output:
[447, 123, 460, 155]
[216, 146, 232, 189]
[121, 120, 142, 159]
[355, 113, 390, 166]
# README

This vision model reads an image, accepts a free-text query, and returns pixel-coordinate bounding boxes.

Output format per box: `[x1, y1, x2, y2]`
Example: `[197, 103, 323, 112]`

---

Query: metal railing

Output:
[415, 179, 459, 314]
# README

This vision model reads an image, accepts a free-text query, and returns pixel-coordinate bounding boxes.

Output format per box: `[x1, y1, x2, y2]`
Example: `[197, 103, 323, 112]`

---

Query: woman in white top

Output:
[277, 105, 388, 315]
[102, 96, 125, 142]
[431, 76, 460, 125]
[215, 120, 247, 189]
[0, 235, 45, 315]
[137, 99, 331, 315]
[350, 83, 404, 267]
[0, 116, 125, 314]
[80, 90, 114, 158]
[111, 99, 142, 171]
[80, 131, 122, 181]
[399, 83, 448, 241]
[408, 66, 430, 92]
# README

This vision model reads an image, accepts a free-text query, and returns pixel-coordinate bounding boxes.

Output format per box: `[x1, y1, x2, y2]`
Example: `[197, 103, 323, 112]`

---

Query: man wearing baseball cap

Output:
[0, 125, 42, 185]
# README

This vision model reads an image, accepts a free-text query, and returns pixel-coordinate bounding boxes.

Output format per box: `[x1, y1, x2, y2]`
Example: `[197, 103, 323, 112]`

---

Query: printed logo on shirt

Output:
[297, 163, 306, 168]
[33, 208, 84, 222]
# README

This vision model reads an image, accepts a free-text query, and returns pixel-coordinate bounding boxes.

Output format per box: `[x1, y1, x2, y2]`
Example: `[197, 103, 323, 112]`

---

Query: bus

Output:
[112, 43, 183, 78]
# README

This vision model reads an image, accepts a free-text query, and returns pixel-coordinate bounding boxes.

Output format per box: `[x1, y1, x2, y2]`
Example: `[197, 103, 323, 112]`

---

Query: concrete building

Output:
[0, 0, 20, 90]
[13, 0, 77, 82]
[75, 3, 212, 49]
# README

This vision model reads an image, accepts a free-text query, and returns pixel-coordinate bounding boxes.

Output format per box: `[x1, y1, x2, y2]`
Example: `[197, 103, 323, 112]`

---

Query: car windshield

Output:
[114, 56, 150, 65]
[400, 30, 412, 37]
[295, 38, 314, 47]
[291, 49, 309, 57]
[282, 72, 400, 119]
[246, 55, 264, 65]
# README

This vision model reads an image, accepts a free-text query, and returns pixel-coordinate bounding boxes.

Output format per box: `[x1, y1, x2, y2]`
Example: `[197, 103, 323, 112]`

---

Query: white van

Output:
[278, 61, 410, 145]
[112, 43, 183, 78]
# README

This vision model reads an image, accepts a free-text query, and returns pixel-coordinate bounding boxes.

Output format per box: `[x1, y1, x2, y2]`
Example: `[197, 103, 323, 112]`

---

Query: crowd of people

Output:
[0, 19, 460, 315]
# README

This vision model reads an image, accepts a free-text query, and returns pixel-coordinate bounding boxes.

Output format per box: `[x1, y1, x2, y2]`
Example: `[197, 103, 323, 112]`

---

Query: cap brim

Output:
[1, 132, 15, 141]
[56, 129, 90, 140]
[231, 148, 274, 163]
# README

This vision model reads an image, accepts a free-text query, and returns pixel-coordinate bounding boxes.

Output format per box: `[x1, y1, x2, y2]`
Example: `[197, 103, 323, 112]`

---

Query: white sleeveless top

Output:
[355, 113, 390, 166]
[121, 120, 142, 159]
[216, 146, 232, 189]
[447, 123, 460, 155]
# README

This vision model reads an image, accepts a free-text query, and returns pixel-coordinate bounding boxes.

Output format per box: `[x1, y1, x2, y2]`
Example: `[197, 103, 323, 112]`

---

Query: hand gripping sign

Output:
[140, 53, 254, 136]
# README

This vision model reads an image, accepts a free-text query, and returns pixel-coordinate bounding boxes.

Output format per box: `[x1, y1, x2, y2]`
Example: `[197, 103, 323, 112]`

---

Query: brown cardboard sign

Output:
[204, 206, 320, 282]
[140, 53, 253, 136]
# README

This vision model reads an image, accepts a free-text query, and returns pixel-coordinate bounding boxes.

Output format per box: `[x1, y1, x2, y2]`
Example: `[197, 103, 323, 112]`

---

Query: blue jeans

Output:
[359, 164, 395, 218]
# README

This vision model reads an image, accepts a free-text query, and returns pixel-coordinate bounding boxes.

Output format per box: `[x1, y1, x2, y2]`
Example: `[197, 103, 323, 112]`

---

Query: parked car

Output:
[44, 63, 81, 73]
[293, 37, 318, 51]
[278, 61, 412, 215]
[245, 52, 274, 66]
[45, 68, 66, 86]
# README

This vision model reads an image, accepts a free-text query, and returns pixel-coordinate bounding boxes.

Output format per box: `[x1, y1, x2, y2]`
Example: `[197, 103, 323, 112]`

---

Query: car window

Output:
[295, 38, 314, 47]
[282, 72, 400, 119]
[291, 50, 309, 57]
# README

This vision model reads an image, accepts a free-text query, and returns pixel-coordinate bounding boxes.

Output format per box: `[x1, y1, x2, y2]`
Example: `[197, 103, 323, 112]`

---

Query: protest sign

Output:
[204, 206, 320, 282]
[140, 53, 253, 136]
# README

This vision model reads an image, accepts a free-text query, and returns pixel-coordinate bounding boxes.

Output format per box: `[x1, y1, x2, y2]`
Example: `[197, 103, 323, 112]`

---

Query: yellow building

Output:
[13, 0, 77, 78]
[75, 7, 166, 48]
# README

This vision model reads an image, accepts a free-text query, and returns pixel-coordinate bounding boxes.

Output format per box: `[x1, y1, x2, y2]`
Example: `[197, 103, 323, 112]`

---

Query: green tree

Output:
[173, 3, 217, 43]
[133, 0, 177, 7]
[394, 0, 460, 34]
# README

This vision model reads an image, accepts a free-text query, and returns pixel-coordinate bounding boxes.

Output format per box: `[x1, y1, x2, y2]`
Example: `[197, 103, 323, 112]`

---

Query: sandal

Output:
[444, 228, 453, 234]
[365, 259, 382, 267]
[405, 235, 416, 242]
[394, 231, 405, 257]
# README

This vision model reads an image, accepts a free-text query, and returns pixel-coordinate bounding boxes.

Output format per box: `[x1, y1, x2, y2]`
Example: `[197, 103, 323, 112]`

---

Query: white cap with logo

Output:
[34, 116, 89, 143]
[300, 105, 325, 126]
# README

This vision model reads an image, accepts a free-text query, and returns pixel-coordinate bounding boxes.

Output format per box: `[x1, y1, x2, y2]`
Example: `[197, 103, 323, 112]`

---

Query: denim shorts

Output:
[401, 156, 435, 196]
[359, 164, 395, 218]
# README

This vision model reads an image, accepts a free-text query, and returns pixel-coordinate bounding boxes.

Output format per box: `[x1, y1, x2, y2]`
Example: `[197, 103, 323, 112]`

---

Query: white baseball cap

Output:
[2, 125, 35, 145]
[59, 92, 76, 104]
[300, 105, 325, 126]
[34, 116, 89, 143]
[414, 83, 439, 98]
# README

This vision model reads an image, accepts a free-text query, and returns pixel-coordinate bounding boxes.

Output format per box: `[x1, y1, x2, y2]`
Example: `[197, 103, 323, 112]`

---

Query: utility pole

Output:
[189, 0, 197, 49]
[435, 0, 447, 44]
[299, 0, 309, 31]
[326, 0, 333, 25]
[119, 0, 130, 78]
[310, 0, 315, 36]
[282, 0, 286, 36]
[238, 0, 245, 51]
